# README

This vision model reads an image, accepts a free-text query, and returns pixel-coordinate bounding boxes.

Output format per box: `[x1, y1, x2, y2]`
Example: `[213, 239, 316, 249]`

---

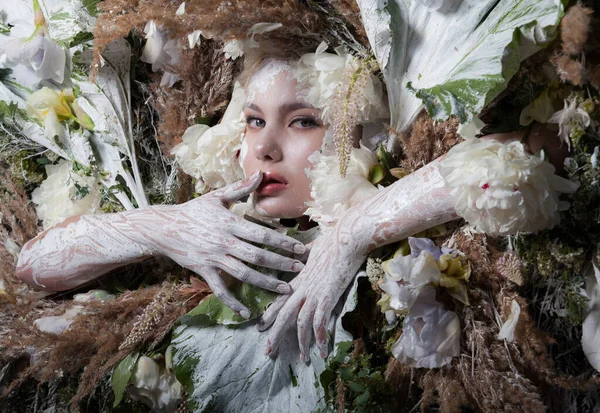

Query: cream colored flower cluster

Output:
[440, 138, 579, 235]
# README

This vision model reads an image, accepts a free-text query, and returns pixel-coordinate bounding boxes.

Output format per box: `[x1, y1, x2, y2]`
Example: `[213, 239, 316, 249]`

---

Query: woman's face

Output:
[242, 62, 327, 219]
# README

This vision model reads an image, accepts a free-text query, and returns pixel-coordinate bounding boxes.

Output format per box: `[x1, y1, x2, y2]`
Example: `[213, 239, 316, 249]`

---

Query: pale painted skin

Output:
[242, 63, 327, 219]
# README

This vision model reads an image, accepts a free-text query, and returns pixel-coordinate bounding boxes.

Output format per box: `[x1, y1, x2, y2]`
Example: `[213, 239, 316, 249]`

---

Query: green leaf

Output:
[368, 163, 385, 185]
[347, 381, 365, 393]
[183, 282, 276, 325]
[355, 389, 371, 405]
[111, 352, 139, 407]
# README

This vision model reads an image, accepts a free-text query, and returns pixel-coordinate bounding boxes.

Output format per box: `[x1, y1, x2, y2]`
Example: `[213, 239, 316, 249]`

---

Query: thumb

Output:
[220, 171, 263, 206]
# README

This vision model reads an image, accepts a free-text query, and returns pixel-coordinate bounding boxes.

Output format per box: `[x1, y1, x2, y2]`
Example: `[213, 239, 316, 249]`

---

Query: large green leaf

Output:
[358, 0, 565, 145]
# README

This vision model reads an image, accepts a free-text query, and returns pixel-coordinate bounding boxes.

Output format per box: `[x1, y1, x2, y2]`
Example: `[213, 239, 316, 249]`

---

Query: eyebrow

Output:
[243, 102, 316, 115]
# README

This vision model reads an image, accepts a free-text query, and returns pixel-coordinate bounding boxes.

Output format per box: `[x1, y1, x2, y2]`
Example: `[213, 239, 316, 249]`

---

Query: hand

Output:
[257, 220, 368, 361]
[143, 171, 307, 318]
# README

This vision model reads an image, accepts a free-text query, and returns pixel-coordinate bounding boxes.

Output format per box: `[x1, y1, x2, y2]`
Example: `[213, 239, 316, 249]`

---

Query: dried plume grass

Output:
[553, 4, 600, 90]
[397, 112, 461, 173]
[0, 278, 210, 408]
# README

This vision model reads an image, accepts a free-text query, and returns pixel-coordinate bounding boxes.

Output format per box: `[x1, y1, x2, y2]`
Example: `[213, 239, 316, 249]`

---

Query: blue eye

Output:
[291, 117, 320, 128]
[246, 117, 265, 128]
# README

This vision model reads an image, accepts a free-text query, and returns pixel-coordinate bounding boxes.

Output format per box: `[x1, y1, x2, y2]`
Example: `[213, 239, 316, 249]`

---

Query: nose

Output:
[252, 125, 283, 162]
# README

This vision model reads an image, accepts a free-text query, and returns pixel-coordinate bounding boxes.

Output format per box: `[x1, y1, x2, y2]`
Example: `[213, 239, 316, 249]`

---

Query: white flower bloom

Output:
[31, 160, 104, 229]
[223, 39, 244, 60]
[187, 29, 202, 48]
[129, 355, 183, 413]
[43, 107, 68, 144]
[176, 2, 186, 16]
[440, 139, 579, 235]
[547, 97, 591, 150]
[2, 24, 66, 87]
[391, 286, 460, 368]
[379, 250, 442, 314]
[304, 145, 379, 226]
[141, 20, 180, 86]
[498, 299, 521, 342]
[34, 306, 83, 334]
[294, 42, 388, 125]
[73, 289, 116, 302]
[171, 82, 246, 193]
[26, 86, 73, 121]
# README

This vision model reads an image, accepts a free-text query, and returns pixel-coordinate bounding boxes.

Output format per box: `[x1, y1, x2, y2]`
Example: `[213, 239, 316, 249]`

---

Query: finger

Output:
[219, 257, 292, 294]
[230, 243, 304, 273]
[313, 296, 332, 358]
[232, 223, 306, 255]
[266, 294, 305, 357]
[200, 267, 251, 319]
[297, 300, 316, 363]
[221, 171, 262, 206]
[256, 294, 289, 332]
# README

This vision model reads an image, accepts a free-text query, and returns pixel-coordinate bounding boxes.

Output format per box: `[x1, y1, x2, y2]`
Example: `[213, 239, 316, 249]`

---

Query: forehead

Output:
[246, 59, 308, 105]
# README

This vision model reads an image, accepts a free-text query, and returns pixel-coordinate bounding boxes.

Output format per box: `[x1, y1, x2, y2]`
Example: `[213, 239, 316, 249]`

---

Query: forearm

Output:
[15, 209, 162, 291]
[336, 156, 457, 255]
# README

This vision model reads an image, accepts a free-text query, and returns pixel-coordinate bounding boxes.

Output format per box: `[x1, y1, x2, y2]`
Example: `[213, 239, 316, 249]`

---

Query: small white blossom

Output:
[305, 144, 379, 227]
[223, 39, 244, 60]
[391, 286, 460, 368]
[141, 21, 181, 87]
[31, 160, 103, 229]
[187, 30, 202, 49]
[440, 139, 579, 235]
[129, 355, 183, 413]
[498, 299, 521, 342]
[547, 97, 591, 150]
[175, 2, 186, 16]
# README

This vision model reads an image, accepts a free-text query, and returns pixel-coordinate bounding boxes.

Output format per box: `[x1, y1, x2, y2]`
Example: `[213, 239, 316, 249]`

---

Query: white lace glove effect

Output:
[143, 171, 307, 318]
[16, 172, 307, 318]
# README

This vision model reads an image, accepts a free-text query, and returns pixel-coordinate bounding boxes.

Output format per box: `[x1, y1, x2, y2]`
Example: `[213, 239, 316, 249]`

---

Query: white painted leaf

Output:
[358, 0, 564, 148]
[583, 260, 600, 372]
[172, 273, 365, 412]
[44, 0, 96, 42]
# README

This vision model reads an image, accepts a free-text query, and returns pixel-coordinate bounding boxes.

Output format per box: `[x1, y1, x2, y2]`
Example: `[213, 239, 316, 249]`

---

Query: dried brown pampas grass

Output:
[397, 112, 461, 174]
[0, 278, 210, 408]
[561, 4, 593, 56]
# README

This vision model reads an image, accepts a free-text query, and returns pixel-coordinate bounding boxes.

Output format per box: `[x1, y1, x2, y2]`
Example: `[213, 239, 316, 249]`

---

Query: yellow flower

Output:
[26, 87, 74, 122]
[437, 254, 471, 305]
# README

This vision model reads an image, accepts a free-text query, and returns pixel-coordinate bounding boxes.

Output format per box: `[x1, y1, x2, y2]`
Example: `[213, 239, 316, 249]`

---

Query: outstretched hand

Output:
[145, 171, 307, 318]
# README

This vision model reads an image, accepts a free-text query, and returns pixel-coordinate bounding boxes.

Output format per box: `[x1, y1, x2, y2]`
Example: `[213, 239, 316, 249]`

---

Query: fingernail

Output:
[292, 261, 304, 272]
[319, 343, 328, 359]
[293, 243, 306, 254]
[276, 283, 291, 294]
[265, 341, 272, 356]
[300, 352, 309, 363]
[240, 309, 251, 319]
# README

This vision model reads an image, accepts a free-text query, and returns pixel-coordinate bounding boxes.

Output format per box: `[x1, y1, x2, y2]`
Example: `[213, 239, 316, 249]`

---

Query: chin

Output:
[253, 198, 307, 219]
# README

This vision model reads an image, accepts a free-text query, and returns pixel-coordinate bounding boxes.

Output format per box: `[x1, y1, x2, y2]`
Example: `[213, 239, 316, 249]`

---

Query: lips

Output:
[256, 172, 288, 196]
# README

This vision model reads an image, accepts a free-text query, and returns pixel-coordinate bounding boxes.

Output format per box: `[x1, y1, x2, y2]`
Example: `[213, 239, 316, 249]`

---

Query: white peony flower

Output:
[294, 42, 388, 125]
[547, 97, 591, 150]
[129, 355, 183, 413]
[141, 21, 181, 87]
[440, 139, 579, 235]
[391, 286, 461, 368]
[379, 249, 442, 315]
[171, 82, 246, 194]
[32, 160, 104, 229]
[304, 144, 379, 226]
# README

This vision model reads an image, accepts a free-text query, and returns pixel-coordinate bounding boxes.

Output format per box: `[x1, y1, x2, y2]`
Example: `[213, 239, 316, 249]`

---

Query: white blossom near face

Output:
[547, 97, 591, 150]
[242, 61, 328, 219]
